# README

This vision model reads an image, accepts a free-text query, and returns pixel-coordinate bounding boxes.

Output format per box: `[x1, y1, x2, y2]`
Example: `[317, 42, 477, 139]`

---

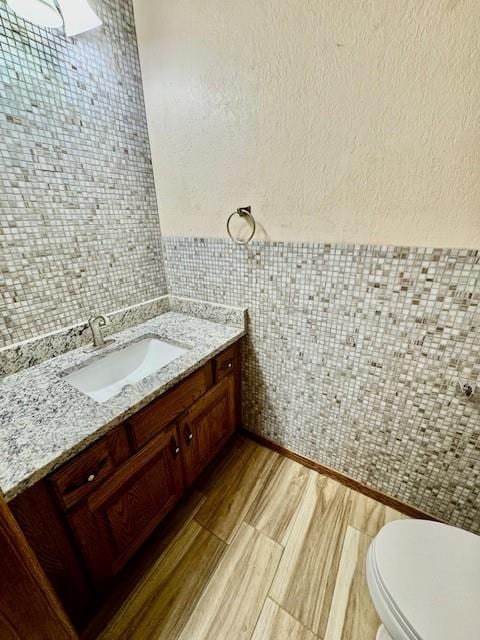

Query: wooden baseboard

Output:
[241, 429, 441, 522]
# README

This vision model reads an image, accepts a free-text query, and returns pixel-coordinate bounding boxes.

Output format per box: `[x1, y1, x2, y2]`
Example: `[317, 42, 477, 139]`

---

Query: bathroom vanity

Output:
[10, 341, 240, 625]
[0, 308, 244, 627]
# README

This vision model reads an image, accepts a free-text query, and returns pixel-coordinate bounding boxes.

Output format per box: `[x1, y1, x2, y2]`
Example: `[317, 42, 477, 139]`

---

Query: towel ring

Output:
[227, 206, 256, 245]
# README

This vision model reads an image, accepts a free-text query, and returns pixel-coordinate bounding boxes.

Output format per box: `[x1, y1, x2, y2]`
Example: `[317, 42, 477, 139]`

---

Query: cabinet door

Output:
[180, 375, 236, 487]
[69, 423, 184, 589]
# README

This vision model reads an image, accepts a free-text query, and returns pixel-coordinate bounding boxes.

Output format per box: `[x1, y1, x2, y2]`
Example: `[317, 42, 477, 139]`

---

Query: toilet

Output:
[366, 519, 480, 640]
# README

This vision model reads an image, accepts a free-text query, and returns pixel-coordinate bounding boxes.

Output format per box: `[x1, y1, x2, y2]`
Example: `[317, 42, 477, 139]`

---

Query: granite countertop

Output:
[0, 312, 245, 501]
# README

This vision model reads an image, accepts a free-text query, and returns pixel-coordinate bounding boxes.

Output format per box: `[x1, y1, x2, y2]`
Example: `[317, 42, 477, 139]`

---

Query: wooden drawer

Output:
[127, 363, 213, 451]
[50, 426, 130, 511]
[213, 343, 239, 383]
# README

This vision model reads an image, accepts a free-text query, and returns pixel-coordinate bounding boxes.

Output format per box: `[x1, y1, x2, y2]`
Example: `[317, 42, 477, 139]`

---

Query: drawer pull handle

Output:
[184, 424, 194, 445]
[63, 458, 107, 495]
[221, 360, 233, 370]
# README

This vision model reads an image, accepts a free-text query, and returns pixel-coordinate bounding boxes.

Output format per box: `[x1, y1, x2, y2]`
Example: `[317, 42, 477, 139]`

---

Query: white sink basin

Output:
[64, 337, 187, 402]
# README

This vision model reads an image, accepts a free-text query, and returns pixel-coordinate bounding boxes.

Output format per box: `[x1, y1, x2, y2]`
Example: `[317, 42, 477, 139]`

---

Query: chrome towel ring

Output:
[227, 206, 256, 245]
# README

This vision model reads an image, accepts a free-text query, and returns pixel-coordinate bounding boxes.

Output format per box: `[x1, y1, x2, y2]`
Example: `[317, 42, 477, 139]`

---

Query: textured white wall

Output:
[133, 0, 480, 248]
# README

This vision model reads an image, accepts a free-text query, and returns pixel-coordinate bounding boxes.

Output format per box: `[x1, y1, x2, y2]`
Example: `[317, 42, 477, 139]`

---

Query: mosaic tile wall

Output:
[0, 0, 166, 347]
[163, 237, 480, 533]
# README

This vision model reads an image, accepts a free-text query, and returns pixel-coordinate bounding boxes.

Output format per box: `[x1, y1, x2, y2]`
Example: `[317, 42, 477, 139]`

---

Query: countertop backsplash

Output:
[0, 295, 246, 377]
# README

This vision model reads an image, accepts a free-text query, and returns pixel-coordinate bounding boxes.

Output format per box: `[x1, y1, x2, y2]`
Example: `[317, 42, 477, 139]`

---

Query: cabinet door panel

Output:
[69, 423, 183, 589]
[181, 375, 236, 487]
[105, 453, 176, 552]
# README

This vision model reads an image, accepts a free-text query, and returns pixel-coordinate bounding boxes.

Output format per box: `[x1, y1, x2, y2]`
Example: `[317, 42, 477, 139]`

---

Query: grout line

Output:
[267, 594, 322, 638]
[193, 518, 231, 546]
[349, 523, 375, 539]
[246, 522, 287, 549]
[322, 524, 355, 640]
[178, 521, 283, 640]
[246, 467, 313, 551]
[265, 473, 352, 639]
[168, 526, 231, 640]
[246, 525, 286, 640]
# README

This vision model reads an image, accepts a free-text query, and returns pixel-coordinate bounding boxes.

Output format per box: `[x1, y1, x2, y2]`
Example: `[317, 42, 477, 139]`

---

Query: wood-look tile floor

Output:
[85, 436, 409, 640]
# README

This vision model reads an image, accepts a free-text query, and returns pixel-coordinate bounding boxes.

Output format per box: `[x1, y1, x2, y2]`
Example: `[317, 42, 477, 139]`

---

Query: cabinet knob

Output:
[184, 423, 194, 445]
[170, 436, 180, 457]
[87, 474, 95, 483]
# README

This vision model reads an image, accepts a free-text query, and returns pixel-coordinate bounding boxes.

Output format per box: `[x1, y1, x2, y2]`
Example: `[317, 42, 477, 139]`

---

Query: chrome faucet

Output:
[88, 315, 114, 349]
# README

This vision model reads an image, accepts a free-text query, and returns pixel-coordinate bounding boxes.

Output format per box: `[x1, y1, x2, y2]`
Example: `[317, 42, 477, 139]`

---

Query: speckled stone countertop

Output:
[0, 312, 245, 501]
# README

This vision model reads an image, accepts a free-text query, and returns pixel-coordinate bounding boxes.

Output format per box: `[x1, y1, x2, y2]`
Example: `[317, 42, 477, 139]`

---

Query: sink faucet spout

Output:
[88, 315, 111, 349]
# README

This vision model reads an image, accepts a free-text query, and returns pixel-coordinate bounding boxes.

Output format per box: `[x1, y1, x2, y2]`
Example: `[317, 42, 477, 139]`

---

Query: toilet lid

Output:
[372, 520, 480, 640]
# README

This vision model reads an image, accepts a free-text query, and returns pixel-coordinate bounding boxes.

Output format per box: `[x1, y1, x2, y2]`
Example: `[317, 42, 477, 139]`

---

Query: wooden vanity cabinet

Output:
[68, 422, 184, 588]
[10, 340, 241, 627]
